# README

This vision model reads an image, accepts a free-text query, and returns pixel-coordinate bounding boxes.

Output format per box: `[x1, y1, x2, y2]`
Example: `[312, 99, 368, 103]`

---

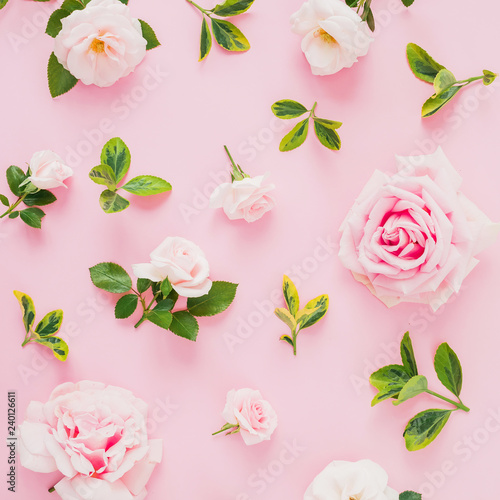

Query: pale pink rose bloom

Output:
[222, 389, 278, 445]
[132, 237, 212, 298]
[290, 0, 373, 76]
[18, 381, 162, 500]
[210, 174, 275, 223]
[54, 0, 147, 88]
[339, 148, 500, 311]
[28, 150, 73, 189]
[304, 459, 398, 500]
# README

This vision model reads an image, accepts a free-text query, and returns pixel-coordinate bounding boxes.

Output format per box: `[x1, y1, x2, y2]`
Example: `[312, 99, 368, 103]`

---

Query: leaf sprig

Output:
[370, 332, 469, 451]
[275, 276, 329, 355]
[271, 100, 342, 152]
[89, 262, 238, 341]
[0, 166, 58, 229]
[89, 138, 172, 214]
[186, 0, 255, 61]
[45, 0, 160, 97]
[14, 291, 68, 361]
[346, 0, 414, 32]
[407, 43, 497, 117]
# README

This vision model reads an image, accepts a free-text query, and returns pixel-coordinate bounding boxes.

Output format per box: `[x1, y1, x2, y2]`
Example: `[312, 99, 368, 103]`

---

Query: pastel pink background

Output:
[1, 0, 500, 498]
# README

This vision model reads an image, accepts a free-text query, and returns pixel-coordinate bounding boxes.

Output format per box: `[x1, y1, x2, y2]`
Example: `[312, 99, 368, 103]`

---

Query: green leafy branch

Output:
[212, 421, 241, 436]
[0, 165, 58, 229]
[45, 0, 160, 97]
[89, 137, 172, 214]
[399, 493, 421, 500]
[407, 43, 497, 117]
[186, 0, 255, 61]
[275, 275, 329, 355]
[370, 332, 469, 451]
[14, 291, 68, 361]
[89, 262, 238, 341]
[345, 0, 414, 32]
[271, 100, 342, 152]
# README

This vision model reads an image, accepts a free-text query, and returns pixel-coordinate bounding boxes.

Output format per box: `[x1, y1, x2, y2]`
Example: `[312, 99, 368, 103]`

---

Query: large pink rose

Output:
[339, 148, 499, 310]
[19, 381, 162, 500]
[54, 0, 147, 88]
[221, 388, 278, 445]
[27, 150, 73, 190]
[209, 174, 275, 223]
[132, 237, 212, 298]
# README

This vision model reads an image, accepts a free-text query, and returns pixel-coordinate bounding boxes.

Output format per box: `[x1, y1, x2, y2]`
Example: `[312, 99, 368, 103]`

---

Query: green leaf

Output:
[274, 307, 297, 331]
[35, 336, 69, 362]
[279, 118, 309, 152]
[394, 375, 428, 406]
[169, 311, 199, 341]
[13, 291, 36, 334]
[46, 9, 71, 38]
[199, 17, 212, 61]
[404, 409, 452, 451]
[89, 262, 132, 294]
[187, 281, 238, 317]
[433, 68, 456, 94]
[60, 0, 87, 12]
[0, 0, 9, 10]
[400, 492, 422, 500]
[406, 43, 445, 84]
[296, 295, 329, 330]
[6, 166, 27, 197]
[8, 211, 19, 219]
[365, 8, 375, 32]
[146, 308, 173, 330]
[35, 310, 63, 337]
[434, 343, 463, 398]
[0, 194, 9, 206]
[139, 19, 160, 50]
[421, 85, 461, 117]
[137, 278, 152, 294]
[212, 0, 255, 16]
[23, 190, 57, 207]
[313, 118, 342, 150]
[370, 364, 410, 406]
[400, 331, 418, 377]
[280, 334, 294, 347]
[401, 0, 415, 6]
[99, 190, 130, 213]
[48, 52, 78, 98]
[121, 175, 172, 196]
[483, 69, 498, 86]
[89, 165, 117, 190]
[211, 18, 250, 52]
[115, 294, 139, 319]
[346, 0, 358, 6]
[282, 275, 299, 316]
[20, 208, 45, 229]
[100, 137, 131, 183]
[160, 278, 173, 297]
[271, 100, 308, 119]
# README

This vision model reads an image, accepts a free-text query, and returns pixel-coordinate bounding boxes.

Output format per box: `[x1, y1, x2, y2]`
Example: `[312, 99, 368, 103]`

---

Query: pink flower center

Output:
[90, 38, 105, 53]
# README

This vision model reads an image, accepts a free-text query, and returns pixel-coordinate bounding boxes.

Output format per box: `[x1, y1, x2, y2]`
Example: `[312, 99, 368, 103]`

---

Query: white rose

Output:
[304, 459, 399, 500]
[132, 237, 212, 298]
[27, 150, 73, 189]
[54, 0, 147, 88]
[290, 0, 373, 76]
[209, 174, 275, 223]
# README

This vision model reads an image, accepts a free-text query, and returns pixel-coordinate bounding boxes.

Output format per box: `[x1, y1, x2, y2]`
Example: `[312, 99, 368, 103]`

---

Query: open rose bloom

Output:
[27, 150, 73, 190]
[304, 459, 398, 500]
[339, 148, 500, 311]
[220, 388, 278, 445]
[290, 0, 373, 76]
[54, 0, 147, 87]
[19, 381, 162, 500]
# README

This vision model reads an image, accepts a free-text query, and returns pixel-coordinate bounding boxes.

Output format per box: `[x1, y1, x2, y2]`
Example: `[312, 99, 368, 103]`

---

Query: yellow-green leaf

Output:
[274, 307, 297, 331]
[282, 275, 299, 316]
[13, 291, 36, 334]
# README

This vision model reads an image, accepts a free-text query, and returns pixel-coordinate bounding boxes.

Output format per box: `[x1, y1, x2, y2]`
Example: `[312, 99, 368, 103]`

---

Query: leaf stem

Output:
[0, 194, 26, 219]
[310, 102, 318, 118]
[425, 389, 470, 412]
[292, 328, 297, 356]
[212, 423, 239, 435]
[134, 315, 147, 329]
[224, 145, 246, 181]
[186, 0, 210, 15]
[48, 486, 55, 493]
